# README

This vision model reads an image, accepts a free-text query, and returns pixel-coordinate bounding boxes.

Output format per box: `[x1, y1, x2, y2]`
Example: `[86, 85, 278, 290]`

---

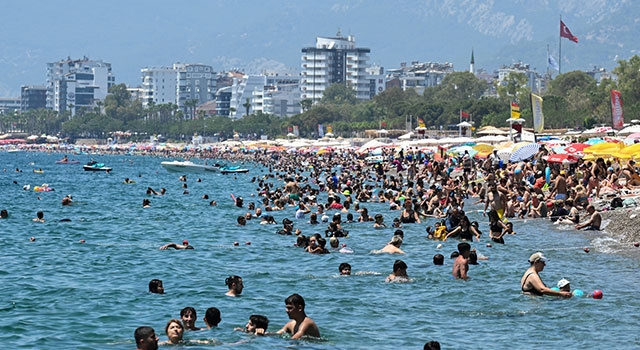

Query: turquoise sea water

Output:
[1, 151, 639, 349]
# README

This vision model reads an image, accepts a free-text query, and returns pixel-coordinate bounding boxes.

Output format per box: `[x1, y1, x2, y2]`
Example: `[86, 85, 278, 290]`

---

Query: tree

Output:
[300, 98, 313, 112]
[320, 83, 357, 105]
[495, 72, 530, 101]
[242, 98, 251, 117]
[613, 55, 640, 118]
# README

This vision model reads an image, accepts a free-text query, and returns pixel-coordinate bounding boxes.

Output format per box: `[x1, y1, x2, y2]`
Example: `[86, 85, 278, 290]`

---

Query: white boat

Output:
[161, 160, 219, 173]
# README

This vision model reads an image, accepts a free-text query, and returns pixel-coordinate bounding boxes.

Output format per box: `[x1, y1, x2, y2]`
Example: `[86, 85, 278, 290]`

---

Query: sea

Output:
[1, 150, 639, 349]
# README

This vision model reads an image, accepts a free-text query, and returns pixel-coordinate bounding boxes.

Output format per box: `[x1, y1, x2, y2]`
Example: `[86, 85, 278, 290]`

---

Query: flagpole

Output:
[529, 93, 536, 143]
[546, 44, 550, 77]
[559, 15, 562, 74]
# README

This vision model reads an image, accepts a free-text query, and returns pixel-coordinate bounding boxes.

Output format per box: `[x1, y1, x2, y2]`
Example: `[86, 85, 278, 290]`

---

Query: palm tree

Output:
[243, 98, 251, 117]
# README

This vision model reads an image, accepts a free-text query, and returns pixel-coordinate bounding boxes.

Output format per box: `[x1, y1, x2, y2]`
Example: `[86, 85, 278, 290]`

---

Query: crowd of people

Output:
[7, 140, 623, 347]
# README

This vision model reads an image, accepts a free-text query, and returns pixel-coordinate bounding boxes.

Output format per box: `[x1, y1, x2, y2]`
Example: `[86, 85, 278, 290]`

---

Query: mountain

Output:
[1, 0, 638, 96]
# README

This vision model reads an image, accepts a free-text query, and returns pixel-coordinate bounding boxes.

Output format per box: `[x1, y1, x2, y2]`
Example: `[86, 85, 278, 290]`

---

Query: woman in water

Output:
[520, 252, 572, 298]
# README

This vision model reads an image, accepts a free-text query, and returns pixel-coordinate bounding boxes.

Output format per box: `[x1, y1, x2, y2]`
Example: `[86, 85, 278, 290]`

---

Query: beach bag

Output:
[610, 197, 623, 208]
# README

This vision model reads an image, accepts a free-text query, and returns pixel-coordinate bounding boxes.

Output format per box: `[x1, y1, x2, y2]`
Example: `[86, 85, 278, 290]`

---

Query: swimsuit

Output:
[521, 272, 543, 296]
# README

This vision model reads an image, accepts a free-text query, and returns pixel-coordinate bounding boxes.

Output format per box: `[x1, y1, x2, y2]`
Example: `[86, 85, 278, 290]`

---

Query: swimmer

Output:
[225, 275, 244, 297]
[0, 209, 8, 219]
[339, 262, 352, 275]
[386, 259, 410, 282]
[373, 235, 405, 254]
[234, 314, 269, 335]
[275, 293, 321, 339]
[142, 198, 151, 208]
[203, 307, 221, 328]
[148, 279, 164, 294]
[62, 194, 73, 206]
[452, 242, 471, 280]
[33, 211, 45, 223]
[520, 252, 572, 298]
[159, 319, 184, 345]
[134, 326, 159, 350]
[180, 306, 202, 331]
[160, 240, 193, 250]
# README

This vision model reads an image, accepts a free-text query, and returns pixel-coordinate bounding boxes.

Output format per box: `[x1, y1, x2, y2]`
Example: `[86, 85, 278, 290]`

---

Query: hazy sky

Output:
[0, 0, 631, 96]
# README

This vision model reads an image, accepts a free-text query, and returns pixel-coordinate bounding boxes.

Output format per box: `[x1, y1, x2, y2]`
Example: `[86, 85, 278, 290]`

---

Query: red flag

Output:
[560, 20, 578, 43]
[381, 121, 387, 128]
[611, 89, 624, 130]
[460, 111, 469, 118]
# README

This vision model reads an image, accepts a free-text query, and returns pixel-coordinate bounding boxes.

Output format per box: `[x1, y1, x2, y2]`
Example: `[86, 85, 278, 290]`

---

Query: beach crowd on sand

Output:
[8, 141, 638, 348]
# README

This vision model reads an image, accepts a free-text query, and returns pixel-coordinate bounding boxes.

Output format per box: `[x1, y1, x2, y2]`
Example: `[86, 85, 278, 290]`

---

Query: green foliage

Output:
[320, 83, 358, 105]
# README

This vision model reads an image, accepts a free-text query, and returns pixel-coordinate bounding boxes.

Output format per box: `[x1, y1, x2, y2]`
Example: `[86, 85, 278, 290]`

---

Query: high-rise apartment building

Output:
[140, 67, 178, 107]
[46, 57, 115, 114]
[20, 85, 47, 113]
[301, 32, 371, 103]
[140, 64, 216, 119]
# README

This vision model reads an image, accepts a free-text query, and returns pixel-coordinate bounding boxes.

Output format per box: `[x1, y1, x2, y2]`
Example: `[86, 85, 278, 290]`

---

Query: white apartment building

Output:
[386, 61, 454, 95]
[140, 67, 178, 107]
[496, 62, 544, 94]
[140, 64, 216, 118]
[175, 63, 216, 119]
[46, 57, 115, 114]
[301, 32, 372, 103]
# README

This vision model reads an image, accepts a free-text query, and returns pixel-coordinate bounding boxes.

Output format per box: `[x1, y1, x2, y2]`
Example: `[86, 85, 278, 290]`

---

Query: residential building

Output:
[386, 61, 454, 94]
[46, 57, 115, 114]
[366, 65, 386, 99]
[20, 85, 47, 113]
[584, 66, 616, 85]
[175, 63, 216, 119]
[0, 97, 20, 115]
[215, 86, 232, 117]
[301, 31, 372, 103]
[496, 61, 544, 94]
[140, 67, 178, 107]
[228, 74, 267, 119]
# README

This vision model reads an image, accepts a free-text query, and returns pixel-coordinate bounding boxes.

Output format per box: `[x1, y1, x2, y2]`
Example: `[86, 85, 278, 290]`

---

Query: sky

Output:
[0, 0, 635, 97]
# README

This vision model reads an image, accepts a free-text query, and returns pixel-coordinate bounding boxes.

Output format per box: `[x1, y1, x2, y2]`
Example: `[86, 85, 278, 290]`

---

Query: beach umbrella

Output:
[509, 142, 540, 162]
[545, 154, 578, 164]
[551, 146, 567, 154]
[619, 143, 640, 155]
[565, 143, 590, 154]
[476, 126, 509, 135]
[582, 142, 620, 153]
[472, 143, 495, 153]
[616, 125, 640, 136]
[584, 138, 605, 145]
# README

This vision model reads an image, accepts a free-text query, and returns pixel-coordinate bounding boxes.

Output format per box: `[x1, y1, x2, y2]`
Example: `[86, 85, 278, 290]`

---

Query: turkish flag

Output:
[560, 20, 578, 43]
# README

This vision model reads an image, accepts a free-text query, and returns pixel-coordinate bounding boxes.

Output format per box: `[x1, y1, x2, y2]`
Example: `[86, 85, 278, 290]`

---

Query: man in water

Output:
[235, 314, 269, 335]
[276, 293, 320, 339]
[339, 262, 351, 275]
[180, 306, 202, 330]
[374, 235, 405, 254]
[452, 242, 471, 280]
[203, 307, 221, 328]
[386, 259, 409, 282]
[134, 326, 159, 350]
[575, 205, 602, 231]
[159, 240, 193, 250]
[225, 275, 244, 297]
